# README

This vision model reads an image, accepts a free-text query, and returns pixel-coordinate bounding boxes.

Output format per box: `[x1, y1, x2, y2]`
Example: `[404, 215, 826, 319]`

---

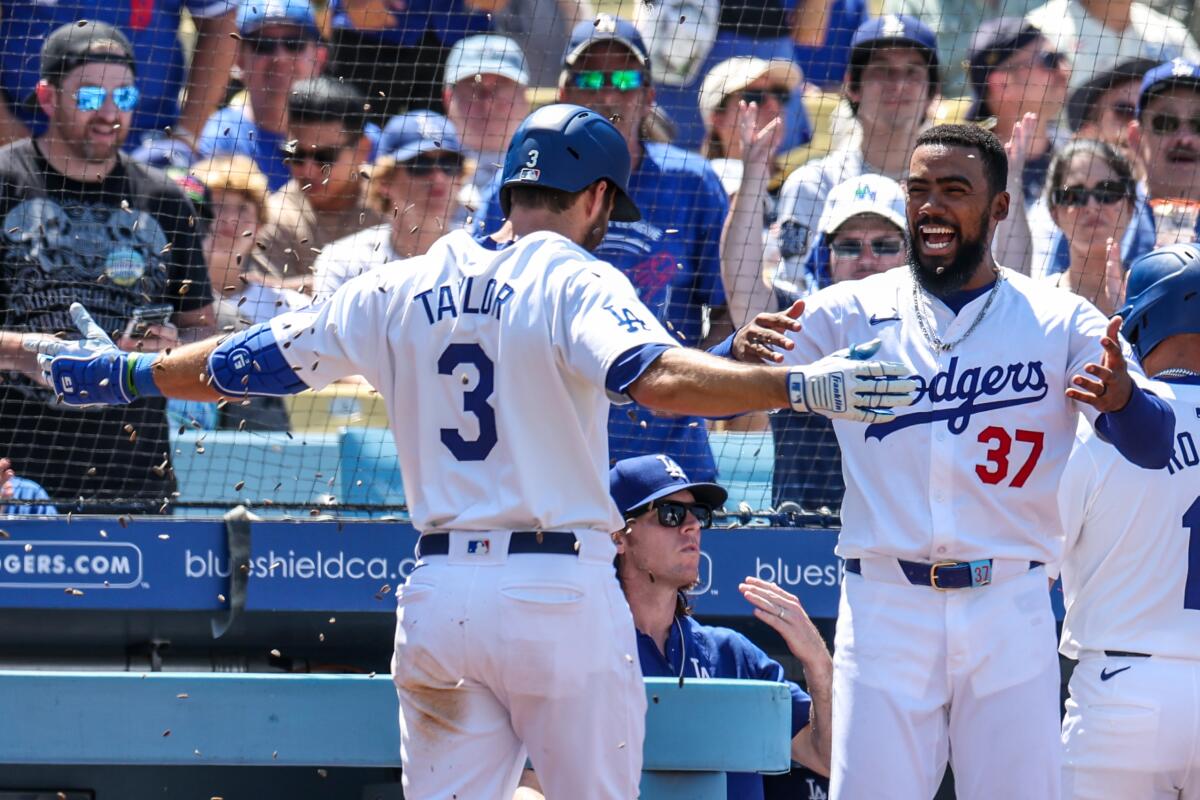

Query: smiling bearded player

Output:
[720, 123, 1177, 799]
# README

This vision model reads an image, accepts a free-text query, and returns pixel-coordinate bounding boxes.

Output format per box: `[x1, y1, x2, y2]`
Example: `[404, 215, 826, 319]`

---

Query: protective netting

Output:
[0, 0, 1197, 517]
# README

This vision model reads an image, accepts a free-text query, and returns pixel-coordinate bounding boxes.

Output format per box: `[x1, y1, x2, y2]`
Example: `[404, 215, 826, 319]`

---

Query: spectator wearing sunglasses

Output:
[255, 76, 382, 286]
[1026, 0, 1200, 90]
[197, 0, 327, 193]
[313, 111, 467, 299]
[1067, 57, 1158, 171]
[441, 35, 531, 228]
[772, 15, 939, 302]
[700, 57, 802, 330]
[573, 453, 831, 800]
[771, 175, 907, 512]
[1043, 139, 1137, 314]
[0, 21, 214, 512]
[1129, 60, 1200, 246]
[0, 0, 238, 155]
[478, 14, 731, 482]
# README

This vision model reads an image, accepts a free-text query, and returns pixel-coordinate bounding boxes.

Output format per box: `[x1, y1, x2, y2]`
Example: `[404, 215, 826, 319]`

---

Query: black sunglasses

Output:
[1108, 102, 1137, 121]
[1051, 179, 1131, 207]
[829, 236, 905, 258]
[403, 153, 465, 177]
[244, 35, 312, 57]
[281, 144, 347, 166]
[1148, 112, 1200, 136]
[635, 500, 714, 529]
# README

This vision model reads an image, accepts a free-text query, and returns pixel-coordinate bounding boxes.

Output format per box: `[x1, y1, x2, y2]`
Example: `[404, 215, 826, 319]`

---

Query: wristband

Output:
[127, 353, 164, 398]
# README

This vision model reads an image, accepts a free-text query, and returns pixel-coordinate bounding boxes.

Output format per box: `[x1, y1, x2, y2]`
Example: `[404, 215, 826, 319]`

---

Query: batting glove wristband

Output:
[787, 339, 918, 423]
[26, 303, 163, 406]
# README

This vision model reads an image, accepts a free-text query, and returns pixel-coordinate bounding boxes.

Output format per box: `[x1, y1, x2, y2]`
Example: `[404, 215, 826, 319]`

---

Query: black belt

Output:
[1104, 650, 1151, 658]
[844, 558, 1043, 590]
[417, 531, 578, 558]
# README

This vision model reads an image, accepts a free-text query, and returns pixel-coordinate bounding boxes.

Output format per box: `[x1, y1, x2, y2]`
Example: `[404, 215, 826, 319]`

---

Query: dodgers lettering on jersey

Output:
[781, 266, 1127, 564]
[268, 229, 679, 540]
[1057, 379, 1200, 661]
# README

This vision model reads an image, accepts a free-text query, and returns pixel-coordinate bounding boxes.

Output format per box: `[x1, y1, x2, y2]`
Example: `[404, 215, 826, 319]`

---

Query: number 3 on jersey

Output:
[438, 343, 497, 461]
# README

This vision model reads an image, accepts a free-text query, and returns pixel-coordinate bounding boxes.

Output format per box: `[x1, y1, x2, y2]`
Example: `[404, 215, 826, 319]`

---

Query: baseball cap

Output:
[698, 57, 802, 126]
[237, 0, 320, 38]
[848, 15, 940, 93]
[965, 18, 1045, 121]
[377, 110, 464, 163]
[1137, 59, 1200, 116]
[38, 21, 136, 86]
[563, 14, 650, 68]
[818, 174, 907, 235]
[609, 455, 728, 517]
[1066, 57, 1158, 132]
[445, 35, 529, 89]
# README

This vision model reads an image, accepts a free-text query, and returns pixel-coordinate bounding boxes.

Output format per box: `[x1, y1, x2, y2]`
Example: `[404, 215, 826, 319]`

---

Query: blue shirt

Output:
[481, 141, 730, 481]
[327, 0, 489, 45]
[637, 614, 812, 800]
[0, 0, 235, 142]
[198, 104, 290, 191]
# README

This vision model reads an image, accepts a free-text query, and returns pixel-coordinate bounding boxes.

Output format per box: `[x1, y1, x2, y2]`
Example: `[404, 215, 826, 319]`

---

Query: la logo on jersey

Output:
[865, 356, 1049, 440]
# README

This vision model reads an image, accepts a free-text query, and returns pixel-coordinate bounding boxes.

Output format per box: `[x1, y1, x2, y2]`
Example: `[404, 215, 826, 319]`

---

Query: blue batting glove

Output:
[26, 303, 161, 406]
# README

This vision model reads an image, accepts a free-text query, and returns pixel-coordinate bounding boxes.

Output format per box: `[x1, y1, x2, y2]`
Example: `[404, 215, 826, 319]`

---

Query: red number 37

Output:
[975, 426, 1044, 487]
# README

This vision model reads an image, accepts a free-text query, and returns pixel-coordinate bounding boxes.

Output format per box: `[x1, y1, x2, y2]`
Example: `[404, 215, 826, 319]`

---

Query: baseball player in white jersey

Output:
[30, 104, 918, 799]
[727, 123, 1177, 799]
[1057, 243, 1200, 799]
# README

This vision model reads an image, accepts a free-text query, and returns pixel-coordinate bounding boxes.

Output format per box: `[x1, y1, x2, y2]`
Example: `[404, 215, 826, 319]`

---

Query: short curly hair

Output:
[913, 124, 1008, 195]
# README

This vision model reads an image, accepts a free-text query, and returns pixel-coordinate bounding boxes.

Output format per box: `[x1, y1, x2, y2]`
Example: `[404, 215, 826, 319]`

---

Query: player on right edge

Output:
[1058, 243, 1200, 799]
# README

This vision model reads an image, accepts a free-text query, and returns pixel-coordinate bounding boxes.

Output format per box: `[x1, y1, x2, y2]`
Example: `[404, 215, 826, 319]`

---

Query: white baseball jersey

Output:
[311, 223, 398, 301]
[270, 229, 679, 539]
[782, 266, 1128, 564]
[1058, 379, 1200, 660]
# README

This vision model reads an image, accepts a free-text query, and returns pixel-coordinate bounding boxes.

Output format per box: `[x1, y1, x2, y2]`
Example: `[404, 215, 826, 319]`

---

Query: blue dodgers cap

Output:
[1138, 59, 1200, 115]
[237, 0, 320, 38]
[848, 14, 941, 94]
[965, 18, 1045, 121]
[563, 14, 650, 67]
[445, 34, 530, 88]
[609, 455, 728, 517]
[377, 110, 464, 163]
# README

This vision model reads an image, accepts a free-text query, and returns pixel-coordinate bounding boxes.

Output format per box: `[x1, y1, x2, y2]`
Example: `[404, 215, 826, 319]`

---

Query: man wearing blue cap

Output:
[313, 111, 468, 298]
[518, 452, 834, 799]
[772, 15, 939, 300]
[480, 13, 733, 483]
[0, 0, 238, 150]
[197, 0, 327, 192]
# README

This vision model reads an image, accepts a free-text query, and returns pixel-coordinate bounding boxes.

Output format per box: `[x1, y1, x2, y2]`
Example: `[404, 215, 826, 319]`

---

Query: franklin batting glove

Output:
[786, 338, 918, 423]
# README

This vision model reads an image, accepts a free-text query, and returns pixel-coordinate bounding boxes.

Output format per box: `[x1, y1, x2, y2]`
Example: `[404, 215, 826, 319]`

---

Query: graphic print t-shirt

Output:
[0, 140, 211, 507]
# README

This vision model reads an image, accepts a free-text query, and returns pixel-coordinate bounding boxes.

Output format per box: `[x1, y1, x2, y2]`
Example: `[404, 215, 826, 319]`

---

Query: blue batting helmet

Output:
[499, 103, 641, 222]
[1118, 242, 1200, 361]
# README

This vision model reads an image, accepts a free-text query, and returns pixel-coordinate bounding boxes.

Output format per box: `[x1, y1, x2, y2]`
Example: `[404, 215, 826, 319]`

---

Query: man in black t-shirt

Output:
[0, 22, 212, 512]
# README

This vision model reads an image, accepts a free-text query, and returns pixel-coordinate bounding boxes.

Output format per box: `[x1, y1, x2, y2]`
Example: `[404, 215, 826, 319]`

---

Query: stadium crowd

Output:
[2, 0, 1197, 516]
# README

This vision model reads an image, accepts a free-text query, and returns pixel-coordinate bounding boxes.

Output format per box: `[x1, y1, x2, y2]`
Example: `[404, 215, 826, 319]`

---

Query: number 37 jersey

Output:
[269, 230, 679, 537]
[1057, 379, 1200, 661]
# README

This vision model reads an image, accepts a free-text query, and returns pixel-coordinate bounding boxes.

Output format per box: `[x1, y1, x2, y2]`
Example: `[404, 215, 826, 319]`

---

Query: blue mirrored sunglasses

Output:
[74, 85, 140, 112]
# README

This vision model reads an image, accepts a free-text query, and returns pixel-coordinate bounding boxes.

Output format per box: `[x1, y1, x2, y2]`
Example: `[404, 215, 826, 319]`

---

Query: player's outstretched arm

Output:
[629, 339, 918, 423]
[31, 303, 311, 405]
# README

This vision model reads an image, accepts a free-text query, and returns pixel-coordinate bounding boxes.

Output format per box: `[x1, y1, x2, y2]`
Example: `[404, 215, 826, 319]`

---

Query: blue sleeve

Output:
[707, 331, 737, 360]
[1095, 384, 1176, 469]
[741, 635, 812, 736]
[208, 322, 312, 397]
[605, 343, 672, 395]
[478, 178, 507, 236]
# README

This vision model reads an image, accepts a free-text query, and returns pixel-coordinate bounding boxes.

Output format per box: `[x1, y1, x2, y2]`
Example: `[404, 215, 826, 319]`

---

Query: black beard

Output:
[907, 218, 991, 295]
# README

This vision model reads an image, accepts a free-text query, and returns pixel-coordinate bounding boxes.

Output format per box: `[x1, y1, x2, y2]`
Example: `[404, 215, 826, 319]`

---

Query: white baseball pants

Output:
[391, 531, 645, 800]
[830, 560, 1061, 799]
[1063, 653, 1200, 799]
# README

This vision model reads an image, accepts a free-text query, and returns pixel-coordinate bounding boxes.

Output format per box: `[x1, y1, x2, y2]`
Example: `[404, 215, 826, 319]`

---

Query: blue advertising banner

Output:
[0, 519, 1063, 619]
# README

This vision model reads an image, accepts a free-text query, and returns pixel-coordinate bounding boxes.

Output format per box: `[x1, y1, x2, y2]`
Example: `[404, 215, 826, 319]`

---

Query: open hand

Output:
[739, 577, 829, 665]
[1066, 316, 1133, 412]
[25, 303, 144, 406]
[732, 299, 803, 363]
[788, 338, 918, 423]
